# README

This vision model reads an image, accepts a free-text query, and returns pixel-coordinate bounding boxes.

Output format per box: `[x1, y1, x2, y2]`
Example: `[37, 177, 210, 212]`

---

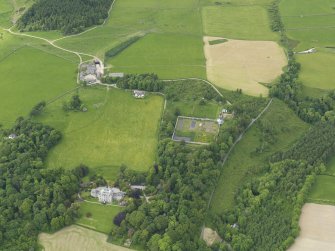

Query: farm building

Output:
[83, 74, 97, 84]
[91, 187, 125, 204]
[80, 60, 104, 84]
[109, 72, 124, 78]
[134, 90, 145, 99]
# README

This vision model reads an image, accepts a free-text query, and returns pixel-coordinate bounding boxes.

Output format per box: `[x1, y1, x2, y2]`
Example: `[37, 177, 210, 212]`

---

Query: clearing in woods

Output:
[204, 36, 287, 96]
[39, 225, 133, 251]
[288, 203, 335, 251]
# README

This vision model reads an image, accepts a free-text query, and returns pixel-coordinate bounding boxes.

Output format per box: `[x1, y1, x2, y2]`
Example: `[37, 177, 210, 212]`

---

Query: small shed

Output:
[134, 90, 145, 99]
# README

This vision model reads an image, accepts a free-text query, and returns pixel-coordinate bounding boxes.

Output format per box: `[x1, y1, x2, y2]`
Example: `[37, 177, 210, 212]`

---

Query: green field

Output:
[308, 156, 335, 204]
[76, 202, 122, 234]
[202, 4, 277, 41]
[280, 0, 335, 90]
[210, 99, 308, 213]
[37, 87, 163, 180]
[54, 0, 205, 79]
[308, 175, 335, 205]
[0, 0, 13, 28]
[0, 44, 77, 127]
[108, 33, 206, 79]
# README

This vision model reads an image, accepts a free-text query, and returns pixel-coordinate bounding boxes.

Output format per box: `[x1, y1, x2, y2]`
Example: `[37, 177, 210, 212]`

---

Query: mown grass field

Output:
[37, 87, 163, 181]
[0, 43, 77, 127]
[210, 99, 308, 213]
[280, 0, 335, 90]
[76, 202, 122, 234]
[108, 33, 206, 79]
[202, 4, 278, 41]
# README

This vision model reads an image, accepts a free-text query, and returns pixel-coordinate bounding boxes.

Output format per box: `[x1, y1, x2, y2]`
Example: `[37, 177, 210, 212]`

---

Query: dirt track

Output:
[288, 203, 335, 251]
[39, 225, 133, 251]
[204, 36, 287, 97]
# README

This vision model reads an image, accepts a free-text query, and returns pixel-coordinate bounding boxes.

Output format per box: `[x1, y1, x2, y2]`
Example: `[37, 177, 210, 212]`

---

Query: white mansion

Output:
[91, 187, 125, 203]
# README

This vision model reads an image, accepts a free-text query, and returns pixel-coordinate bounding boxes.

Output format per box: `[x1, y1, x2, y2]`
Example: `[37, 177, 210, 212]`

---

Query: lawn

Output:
[202, 5, 278, 41]
[280, 0, 335, 90]
[210, 99, 308, 213]
[76, 202, 122, 234]
[37, 87, 163, 180]
[0, 44, 77, 127]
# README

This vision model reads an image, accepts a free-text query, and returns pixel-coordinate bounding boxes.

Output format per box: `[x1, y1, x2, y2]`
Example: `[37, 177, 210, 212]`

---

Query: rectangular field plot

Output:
[173, 117, 219, 144]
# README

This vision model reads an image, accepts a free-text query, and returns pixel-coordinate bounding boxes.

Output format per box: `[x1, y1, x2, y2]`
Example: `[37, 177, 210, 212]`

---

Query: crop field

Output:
[204, 37, 287, 96]
[76, 202, 122, 234]
[280, 0, 335, 90]
[288, 203, 335, 251]
[210, 99, 308, 213]
[0, 43, 77, 127]
[173, 117, 219, 144]
[37, 87, 163, 181]
[202, 4, 277, 41]
[39, 225, 133, 251]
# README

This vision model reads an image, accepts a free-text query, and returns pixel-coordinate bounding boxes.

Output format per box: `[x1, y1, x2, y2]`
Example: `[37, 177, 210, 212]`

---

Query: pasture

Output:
[76, 202, 122, 234]
[210, 99, 308, 212]
[204, 37, 287, 96]
[173, 117, 219, 144]
[37, 87, 163, 181]
[55, 0, 205, 79]
[0, 0, 12, 28]
[280, 0, 335, 90]
[0, 44, 77, 127]
[288, 203, 335, 251]
[39, 225, 133, 251]
[107, 33, 206, 79]
[202, 4, 277, 41]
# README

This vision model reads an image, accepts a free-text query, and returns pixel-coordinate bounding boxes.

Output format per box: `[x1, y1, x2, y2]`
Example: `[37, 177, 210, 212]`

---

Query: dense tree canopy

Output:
[0, 118, 81, 250]
[17, 0, 113, 35]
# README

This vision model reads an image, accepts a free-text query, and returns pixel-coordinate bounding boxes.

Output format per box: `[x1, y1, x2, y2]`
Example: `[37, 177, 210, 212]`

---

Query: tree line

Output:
[0, 118, 83, 250]
[17, 0, 113, 35]
[104, 73, 164, 92]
